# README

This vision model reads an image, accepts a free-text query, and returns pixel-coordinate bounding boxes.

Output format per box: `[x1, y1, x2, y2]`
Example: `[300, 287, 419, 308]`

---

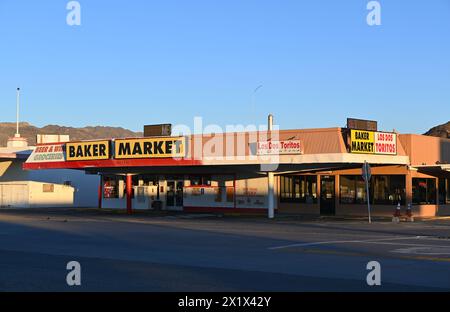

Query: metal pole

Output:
[268, 172, 275, 219]
[268, 114, 273, 131]
[267, 113, 275, 219]
[98, 175, 103, 209]
[365, 164, 372, 224]
[126, 174, 133, 214]
[16, 88, 20, 136]
[233, 173, 237, 209]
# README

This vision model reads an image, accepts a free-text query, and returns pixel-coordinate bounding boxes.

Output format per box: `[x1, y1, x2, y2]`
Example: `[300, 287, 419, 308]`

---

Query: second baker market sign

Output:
[350, 129, 397, 155]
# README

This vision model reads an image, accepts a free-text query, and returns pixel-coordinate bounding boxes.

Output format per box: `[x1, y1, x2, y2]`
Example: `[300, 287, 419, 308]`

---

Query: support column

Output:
[126, 174, 133, 215]
[267, 113, 275, 219]
[406, 170, 413, 208]
[233, 174, 237, 209]
[98, 175, 103, 209]
[268, 172, 275, 219]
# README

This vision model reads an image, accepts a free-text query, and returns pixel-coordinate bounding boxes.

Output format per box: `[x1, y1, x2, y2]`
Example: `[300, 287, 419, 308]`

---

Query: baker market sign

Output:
[350, 129, 397, 155]
[64, 137, 186, 161]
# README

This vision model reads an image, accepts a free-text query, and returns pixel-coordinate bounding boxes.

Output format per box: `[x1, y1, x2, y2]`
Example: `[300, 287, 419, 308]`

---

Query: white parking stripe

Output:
[392, 246, 450, 255]
[268, 236, 448, 250]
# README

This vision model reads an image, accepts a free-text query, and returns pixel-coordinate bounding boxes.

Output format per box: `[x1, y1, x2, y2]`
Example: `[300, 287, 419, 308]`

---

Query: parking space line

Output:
[268, 236, 449, 250]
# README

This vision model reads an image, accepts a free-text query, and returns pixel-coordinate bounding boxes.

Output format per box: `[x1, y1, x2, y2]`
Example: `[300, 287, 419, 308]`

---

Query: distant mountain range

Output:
[0, 121, 448, 147]
[424, 121, 450, 139]
[0, 122, 142, 147]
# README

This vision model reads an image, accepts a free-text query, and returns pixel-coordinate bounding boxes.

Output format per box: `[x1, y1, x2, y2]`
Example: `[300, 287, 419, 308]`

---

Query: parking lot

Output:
[0, 209, 449, 291]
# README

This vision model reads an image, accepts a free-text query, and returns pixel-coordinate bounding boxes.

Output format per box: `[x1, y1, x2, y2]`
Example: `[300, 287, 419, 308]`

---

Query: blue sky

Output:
[0, 0, 449, 133]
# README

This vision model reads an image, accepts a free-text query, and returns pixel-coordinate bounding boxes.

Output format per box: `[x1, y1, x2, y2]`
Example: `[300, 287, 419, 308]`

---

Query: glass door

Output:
[166, 180, 184, 209]
[166, 181, 175, 207]
[320, 176, 336, 215]
[175, 181, 184, 207]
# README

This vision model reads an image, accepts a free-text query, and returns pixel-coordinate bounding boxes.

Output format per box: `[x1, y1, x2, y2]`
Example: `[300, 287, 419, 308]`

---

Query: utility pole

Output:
[16, 87, 21, 137]
[363, 161, 372, 223]
[267, 114, 275, 219]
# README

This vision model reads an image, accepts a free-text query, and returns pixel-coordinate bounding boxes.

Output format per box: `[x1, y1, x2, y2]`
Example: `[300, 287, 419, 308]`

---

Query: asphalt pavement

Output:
[0, 209, 449, 291]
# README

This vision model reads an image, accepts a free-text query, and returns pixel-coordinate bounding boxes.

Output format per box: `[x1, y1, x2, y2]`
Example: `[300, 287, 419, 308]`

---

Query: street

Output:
[0, 209, 449, 291]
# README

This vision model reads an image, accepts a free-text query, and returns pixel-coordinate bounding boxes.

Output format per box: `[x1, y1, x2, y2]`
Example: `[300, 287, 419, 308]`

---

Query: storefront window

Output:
[438, 178, 446, 205]
[190, 175, 212, 186]
[280, 175, 317, 203]
[280, 176, 292, 199]
[103, 176, 124, 199]
[412, 178, 436, 205]
[340, 175, 366, 204]
[139, 175, 159, 186]
[355, 178, 367, 204]
[447, 179, 450, 204]
[372, 175, 406, 205]
[340, 175, 406, 205]
[438, 178, 450, 205]
[340, 176, 356, 204]
[304, 176, 317, 204]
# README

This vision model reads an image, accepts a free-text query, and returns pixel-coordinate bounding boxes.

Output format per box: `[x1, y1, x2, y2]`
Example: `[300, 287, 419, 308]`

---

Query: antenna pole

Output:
[16, 87, 20, 137]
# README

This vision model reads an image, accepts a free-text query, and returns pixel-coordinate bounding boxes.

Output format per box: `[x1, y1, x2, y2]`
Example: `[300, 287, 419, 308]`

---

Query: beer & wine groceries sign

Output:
[26, 144, 65, 163]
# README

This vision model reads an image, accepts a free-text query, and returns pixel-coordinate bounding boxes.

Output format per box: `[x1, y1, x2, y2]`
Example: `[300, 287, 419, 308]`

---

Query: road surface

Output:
[0, 209, 449, 291]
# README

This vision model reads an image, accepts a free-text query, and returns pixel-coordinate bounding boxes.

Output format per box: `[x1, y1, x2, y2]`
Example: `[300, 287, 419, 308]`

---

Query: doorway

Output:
[320, 176, 335, 215]
[166, 180, 184, 209]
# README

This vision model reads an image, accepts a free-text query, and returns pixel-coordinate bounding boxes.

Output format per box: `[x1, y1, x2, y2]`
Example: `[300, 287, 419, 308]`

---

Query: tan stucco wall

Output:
[399, 134, 450, 166]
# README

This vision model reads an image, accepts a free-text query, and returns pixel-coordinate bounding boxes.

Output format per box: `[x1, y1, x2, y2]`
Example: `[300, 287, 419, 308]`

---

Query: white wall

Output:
[0, 182, 29, 208]
[0, 181, 74, 208]
[29, 181, 74, 207]
[1, 159, 99, 208]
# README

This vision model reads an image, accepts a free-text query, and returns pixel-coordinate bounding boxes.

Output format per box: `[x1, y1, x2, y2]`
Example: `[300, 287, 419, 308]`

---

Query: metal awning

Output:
[413, 164, 450, 177]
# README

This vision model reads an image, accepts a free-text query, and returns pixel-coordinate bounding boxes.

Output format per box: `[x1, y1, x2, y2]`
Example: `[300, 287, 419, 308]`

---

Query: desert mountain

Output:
[424, 121, 450, 139]
[0, 122, 142, 146]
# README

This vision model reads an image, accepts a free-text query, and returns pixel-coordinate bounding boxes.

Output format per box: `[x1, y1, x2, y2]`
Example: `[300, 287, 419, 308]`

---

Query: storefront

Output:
[23, 123, 450, 217]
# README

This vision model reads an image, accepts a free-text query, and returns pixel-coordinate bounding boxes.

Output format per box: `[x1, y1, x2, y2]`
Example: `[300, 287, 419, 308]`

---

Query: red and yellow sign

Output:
[374, 131, 397, 155]
[350, 130, 396, 155]
[114, 137, 185, 159]
[66, 140, 110, 161]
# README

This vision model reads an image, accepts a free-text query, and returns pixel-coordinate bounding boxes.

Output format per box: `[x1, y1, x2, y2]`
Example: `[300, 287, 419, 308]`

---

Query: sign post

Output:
[362, 161, 372, 224]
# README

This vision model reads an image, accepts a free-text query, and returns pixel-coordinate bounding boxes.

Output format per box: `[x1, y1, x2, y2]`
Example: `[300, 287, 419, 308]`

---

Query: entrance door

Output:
[166, 180, 184, 210]
[320, 176, 335, 215]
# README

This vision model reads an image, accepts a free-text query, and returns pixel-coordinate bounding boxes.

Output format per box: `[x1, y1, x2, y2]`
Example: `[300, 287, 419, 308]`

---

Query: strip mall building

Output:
[23, 120, 450, 217]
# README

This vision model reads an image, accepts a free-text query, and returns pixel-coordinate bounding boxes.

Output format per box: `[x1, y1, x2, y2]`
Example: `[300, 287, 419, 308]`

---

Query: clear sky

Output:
[0, 0, 449, 134]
